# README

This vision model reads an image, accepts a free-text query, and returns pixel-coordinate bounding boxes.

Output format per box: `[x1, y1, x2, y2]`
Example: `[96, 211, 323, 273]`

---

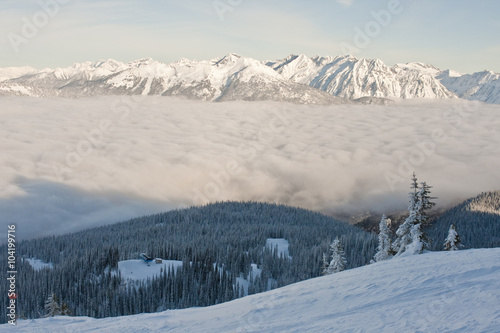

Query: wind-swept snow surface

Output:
[1, 97, 500, 239]
[10, 248, 500, 332]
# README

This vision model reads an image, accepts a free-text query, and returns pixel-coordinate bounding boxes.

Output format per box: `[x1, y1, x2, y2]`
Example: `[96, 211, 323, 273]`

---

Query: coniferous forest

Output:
[426, 190, 500, 250]
[0, 202, 378, 323]
[2, 190, 499, 324]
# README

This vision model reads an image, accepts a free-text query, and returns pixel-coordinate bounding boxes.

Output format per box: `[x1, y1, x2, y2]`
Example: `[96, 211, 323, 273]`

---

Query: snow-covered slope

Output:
[267, 54, 454, 100]
[10, 248, 500, 332]
[437, 69, 500, 104]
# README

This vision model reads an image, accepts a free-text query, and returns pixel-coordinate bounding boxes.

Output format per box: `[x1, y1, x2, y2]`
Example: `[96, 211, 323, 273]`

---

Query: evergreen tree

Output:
[394, 173, 436, 255]
[406, 223, 423, 254]
[393, 173, 419, 255]
[410, 181, 436, 252]
[61, 302, 71, 316]
[374, 214, 392, 262]
[327, 238, 347, 274]
[444, 224, 460, 251]
[44, 293, 61, 317]
[321, 252, 329, 275]
[416, 181, 436, 226]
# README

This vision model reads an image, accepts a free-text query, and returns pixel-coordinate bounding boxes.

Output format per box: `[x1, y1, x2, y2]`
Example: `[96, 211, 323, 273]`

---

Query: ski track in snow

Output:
[1, 97, 500, 239]
[8, 248, 500, 332]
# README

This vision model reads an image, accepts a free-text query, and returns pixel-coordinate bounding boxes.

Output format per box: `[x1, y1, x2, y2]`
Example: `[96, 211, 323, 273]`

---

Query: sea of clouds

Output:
[1, 96, 499, 239]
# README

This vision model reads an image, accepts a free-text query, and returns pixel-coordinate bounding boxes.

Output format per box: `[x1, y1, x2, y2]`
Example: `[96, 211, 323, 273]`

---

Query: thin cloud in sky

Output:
[0, 0, 499, 72]
[337, 0, 354, 6]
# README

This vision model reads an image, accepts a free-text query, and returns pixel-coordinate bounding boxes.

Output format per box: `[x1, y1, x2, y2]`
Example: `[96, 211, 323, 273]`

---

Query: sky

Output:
[0, 0, 499, 73]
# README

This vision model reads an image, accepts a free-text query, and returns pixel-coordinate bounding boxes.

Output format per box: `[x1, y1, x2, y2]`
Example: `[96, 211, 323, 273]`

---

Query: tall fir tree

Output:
[416, 181, 436, 226]
[321, 252, 329, 275]
[393, 173, 436, 255]
[374, 214, 392, 262]
[44, 293, 61, 317]
[444, 224, 460, 251]
[393, 173, 419, 255]
[327, 237, 347, 274]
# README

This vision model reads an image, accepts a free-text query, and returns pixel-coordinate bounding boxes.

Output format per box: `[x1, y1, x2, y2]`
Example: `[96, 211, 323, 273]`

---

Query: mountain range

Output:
[0, 53, 499, 104]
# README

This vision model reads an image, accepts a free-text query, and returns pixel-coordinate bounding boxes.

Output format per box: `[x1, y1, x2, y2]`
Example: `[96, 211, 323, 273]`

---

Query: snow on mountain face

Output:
[0, 66, 37, 82]
[0, 54, 341, 104]
[1, 54, 499, 104]
[9, 248, 500, 332]
[267, 54, 454, 100]
[437, 69, 500, 104]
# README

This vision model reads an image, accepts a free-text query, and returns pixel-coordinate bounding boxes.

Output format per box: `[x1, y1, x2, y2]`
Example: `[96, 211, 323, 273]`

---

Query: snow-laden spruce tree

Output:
[444, 224, 460, 251]
[326, 237, 347, 274]
[393, 173, 419, 255]
[44, 293, 61, 317]
[405, 221, 424, 254]
[374, 214, 392, 262]
[321, 252, 330, 275]
[408, 181, 436, 252]
[393, 173, 436, 255]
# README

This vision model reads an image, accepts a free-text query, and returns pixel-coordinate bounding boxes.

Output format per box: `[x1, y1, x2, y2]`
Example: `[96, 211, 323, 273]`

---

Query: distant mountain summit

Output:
[0, 53, 498, 104]
[267, 54, 453, 100]
[437, 69, 500, 104]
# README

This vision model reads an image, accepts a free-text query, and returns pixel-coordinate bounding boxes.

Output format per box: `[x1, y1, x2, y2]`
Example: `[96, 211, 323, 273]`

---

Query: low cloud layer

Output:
[1, 96, 499, 239]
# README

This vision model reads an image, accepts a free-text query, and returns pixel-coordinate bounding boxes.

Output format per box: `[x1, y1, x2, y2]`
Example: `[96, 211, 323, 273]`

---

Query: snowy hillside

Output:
[10, 248, 500, 332]
[1, 53, 498, 104]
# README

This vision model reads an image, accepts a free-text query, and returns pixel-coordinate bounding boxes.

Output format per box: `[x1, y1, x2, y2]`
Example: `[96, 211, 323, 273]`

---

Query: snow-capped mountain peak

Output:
[437, 68, 500, 104]
[0, 54, 498, 104]
[268, 54, 453, 99]
[0, 66, 38, 82]
[213, 52, 244, 66]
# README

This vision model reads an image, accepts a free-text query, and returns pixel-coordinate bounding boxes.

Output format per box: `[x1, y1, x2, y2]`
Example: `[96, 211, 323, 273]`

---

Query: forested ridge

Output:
[426, 191, 500, 250]
[0, 201, 377, 322]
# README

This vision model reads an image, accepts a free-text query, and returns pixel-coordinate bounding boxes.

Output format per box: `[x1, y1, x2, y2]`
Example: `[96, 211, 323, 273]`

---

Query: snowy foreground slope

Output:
[11, 248, 500, 332]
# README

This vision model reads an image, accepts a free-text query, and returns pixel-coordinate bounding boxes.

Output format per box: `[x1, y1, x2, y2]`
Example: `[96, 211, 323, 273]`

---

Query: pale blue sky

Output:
[1, 0, 498, 73]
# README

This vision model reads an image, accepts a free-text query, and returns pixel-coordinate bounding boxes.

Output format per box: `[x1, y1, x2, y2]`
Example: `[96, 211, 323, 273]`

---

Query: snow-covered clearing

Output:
[10, 248, 500, 332]
[117, 259, 183, 281]
[265, 238, 291, 259]
[1, 97, 500, 238]
[235, 263, 262, 296]
[24, 258, 53, 271]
